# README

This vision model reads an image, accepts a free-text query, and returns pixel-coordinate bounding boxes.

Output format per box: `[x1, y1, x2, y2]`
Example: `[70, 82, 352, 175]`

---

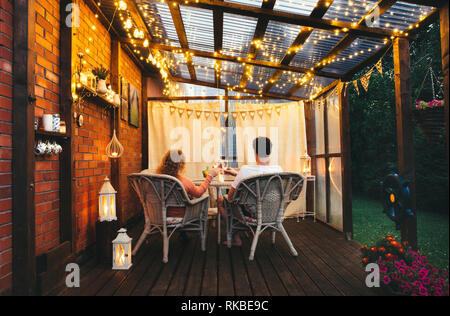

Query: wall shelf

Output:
[35, 130, 70, 140]
[76, 83, 119, 110]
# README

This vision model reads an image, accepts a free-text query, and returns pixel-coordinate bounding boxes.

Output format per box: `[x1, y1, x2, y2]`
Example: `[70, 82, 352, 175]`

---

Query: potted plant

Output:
[93, 66, 110, 95]
[361, 235, 449, 296]
[414, 99, 446, 144]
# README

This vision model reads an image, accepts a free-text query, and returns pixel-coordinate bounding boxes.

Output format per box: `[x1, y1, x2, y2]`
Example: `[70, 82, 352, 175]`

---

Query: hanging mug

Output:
[52, 114, 60, 132]
[35, 141, 47, 156]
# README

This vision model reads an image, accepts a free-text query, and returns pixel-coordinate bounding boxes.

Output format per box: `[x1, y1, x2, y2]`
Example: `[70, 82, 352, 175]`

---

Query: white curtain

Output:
[233, 101, 308, 218]
[147, 101, 222, 179]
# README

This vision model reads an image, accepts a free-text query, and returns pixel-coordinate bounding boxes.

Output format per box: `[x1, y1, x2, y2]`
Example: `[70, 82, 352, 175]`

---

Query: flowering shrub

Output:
[415, 100, 445, 110]
[361, 235, 449, 296]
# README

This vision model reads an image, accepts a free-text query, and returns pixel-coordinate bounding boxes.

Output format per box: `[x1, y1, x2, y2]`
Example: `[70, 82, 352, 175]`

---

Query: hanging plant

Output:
[414, 99, 445, 144]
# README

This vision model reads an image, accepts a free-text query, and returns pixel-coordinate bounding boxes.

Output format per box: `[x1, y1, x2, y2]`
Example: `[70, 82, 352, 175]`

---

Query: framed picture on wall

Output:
[129, 84, 140, 128]
[120, 77, 129, 122]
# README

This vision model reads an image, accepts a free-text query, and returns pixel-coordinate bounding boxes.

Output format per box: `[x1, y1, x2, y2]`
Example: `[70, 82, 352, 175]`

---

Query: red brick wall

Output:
[118, 51, 143, 223]
[72, 0, 113, 253]
[34, 0, 61, 256]
[0, 0, 13, 295]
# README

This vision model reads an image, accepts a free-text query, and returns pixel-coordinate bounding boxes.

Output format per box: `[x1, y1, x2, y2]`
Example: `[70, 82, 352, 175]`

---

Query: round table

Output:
[194, 177, 234, 244]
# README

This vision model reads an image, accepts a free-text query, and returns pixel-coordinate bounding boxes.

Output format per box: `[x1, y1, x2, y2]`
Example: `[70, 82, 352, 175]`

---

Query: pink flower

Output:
[382, 275, 392, 285]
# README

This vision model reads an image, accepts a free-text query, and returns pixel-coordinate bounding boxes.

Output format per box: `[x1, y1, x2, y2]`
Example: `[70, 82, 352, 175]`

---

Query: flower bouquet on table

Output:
[361, 235, 449, 296]
[414, 99, 445, 144]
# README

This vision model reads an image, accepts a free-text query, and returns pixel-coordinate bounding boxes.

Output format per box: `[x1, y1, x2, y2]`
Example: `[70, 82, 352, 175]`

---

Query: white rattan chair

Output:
[224, 172, 304, 260]
[128, 173, 210, 263]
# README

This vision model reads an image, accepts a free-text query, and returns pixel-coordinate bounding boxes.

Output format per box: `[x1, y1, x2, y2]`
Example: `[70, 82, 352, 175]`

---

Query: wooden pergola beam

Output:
[169, 3, 197, 81]
[400, 0, 447, 7]
[288, 0, 397, 96]
[440, 3, 449, 164]
[213, 1, 223, 86]
[238, 0, 276, 89]
[164, 0, 411, 40]
[170, 76, 305, 101]
[148, 95, 280, 101]
[263, 0, 335, 93]
[124, 40, 342, 79]
[393, 37, 417, 250]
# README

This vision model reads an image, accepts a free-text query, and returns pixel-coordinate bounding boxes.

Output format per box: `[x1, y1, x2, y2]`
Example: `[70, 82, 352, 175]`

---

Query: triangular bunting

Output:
[376, 60, 383, 75]
[360, 69, 373, 92]
[353, 80, 360, 95]
[204, 111, 211, 119]
[223, 113, 229, 120]
[178, 108, 185, 117]
[186, 109, 193, 118]
[214, 112, 220, 120]
[231, 112, 238, 120]
[257, 109, 264, 118]
[170, 106, 176, 114]
[195, 110, 202, 119]
[240, 111, 247, 120]
[275, 106, 282, 115]
[249, 111, 255, 119]
[266, 107, 273, 116]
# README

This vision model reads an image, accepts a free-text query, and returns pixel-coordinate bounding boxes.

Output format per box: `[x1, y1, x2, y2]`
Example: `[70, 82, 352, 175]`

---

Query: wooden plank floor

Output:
[56, 219, 379, 296]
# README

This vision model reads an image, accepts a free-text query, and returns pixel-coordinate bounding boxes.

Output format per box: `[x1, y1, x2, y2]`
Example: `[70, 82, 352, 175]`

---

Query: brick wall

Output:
[34, 0, 62, 256]
[72, 0, 113, 253]
[118, 51, 143, 223]
[0, 0, 13, 295]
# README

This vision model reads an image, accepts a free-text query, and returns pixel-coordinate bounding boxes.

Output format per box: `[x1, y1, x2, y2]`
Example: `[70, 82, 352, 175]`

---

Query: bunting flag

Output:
[186, 109, 193, 118]
[170, 106, 176, 114]
[275, 106, 282, 115]
[240, 111, 247, 120]
[223, 112, 229, 120]
[257, 109, 264, 118]
[195, 110, 202, 119]
[353, 80, 360, 95]
[204, 111, 211, 119]
[178, 108, 185, 117]
[376, 60, 383, 75]
[360, 69, 373, 92]
[213, 112, 220, 120]
[249, 111, 255, 119]
[266, 107, 272, 116]
[231, 112, 238, 120]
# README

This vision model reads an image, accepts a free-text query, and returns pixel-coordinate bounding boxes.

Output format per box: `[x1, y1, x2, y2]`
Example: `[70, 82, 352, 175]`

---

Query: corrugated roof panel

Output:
[256, 20, 303, 63]
[245, 65, 275, 92]
[179, 6, 215, 52]
[222, 13, 258, 58]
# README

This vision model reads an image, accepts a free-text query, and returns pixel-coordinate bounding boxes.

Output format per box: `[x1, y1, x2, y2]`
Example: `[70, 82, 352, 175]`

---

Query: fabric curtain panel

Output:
[233, 101, 308, 218]
[147, 101, 222, 179]
[312, 93, 344, 231]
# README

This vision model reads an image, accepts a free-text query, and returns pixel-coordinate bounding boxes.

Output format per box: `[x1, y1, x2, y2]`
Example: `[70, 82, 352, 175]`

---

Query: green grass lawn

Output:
[353, 196, 449, 271]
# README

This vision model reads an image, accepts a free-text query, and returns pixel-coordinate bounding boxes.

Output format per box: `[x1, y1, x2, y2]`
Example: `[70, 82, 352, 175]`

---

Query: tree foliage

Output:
[349, 22, 448, 214]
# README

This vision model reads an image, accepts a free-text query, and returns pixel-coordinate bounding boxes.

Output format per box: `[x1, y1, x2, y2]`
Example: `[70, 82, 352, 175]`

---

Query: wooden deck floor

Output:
[56, 219, 378, 296]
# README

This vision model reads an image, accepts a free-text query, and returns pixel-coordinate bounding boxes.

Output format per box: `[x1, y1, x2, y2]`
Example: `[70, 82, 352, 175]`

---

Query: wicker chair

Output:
[128, 173, 210, 263]
[224, 172, 304, 261]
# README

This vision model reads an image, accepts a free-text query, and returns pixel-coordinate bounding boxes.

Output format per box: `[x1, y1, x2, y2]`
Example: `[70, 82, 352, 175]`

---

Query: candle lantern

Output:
[98, 177, 117, 222]
[112, 228, 132, 270]
[300, 154, 312, 175]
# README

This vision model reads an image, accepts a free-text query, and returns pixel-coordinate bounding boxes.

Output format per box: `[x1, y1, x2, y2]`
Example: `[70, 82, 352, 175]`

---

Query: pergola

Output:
[10, 0, 449, 295]
[87, 0, 448, 243]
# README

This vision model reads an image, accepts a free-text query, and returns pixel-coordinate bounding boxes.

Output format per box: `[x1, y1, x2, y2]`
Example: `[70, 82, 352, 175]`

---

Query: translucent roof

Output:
[135, 0, 437, 99]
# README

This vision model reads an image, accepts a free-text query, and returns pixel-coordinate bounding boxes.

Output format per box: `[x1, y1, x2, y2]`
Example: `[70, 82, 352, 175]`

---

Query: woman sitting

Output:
[156, 149, 220, 219]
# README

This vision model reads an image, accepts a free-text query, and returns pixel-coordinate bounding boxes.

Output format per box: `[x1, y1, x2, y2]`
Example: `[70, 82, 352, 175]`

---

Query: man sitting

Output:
[218, 136, 282, 247]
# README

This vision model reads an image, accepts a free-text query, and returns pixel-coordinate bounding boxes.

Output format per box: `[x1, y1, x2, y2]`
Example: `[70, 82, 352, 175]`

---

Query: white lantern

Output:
[112, 228, 132, 270]
[300, 154, 312, 175]
[98, 177, 117, 222]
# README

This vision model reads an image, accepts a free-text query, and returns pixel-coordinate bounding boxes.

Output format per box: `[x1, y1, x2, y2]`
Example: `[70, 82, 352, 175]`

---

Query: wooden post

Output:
[339, 84, 353, 240]
[142, 77, 148, 170]
[393, 38, 418, 250]
[304, 101, 316, 216]
[110, 40, 121, 223]
[440, 3, 449, 164]
[12, 0, 36, 295]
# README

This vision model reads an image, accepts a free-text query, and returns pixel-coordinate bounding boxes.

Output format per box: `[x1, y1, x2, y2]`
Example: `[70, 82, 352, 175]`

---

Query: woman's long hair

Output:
[156, 149, 186, 178]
